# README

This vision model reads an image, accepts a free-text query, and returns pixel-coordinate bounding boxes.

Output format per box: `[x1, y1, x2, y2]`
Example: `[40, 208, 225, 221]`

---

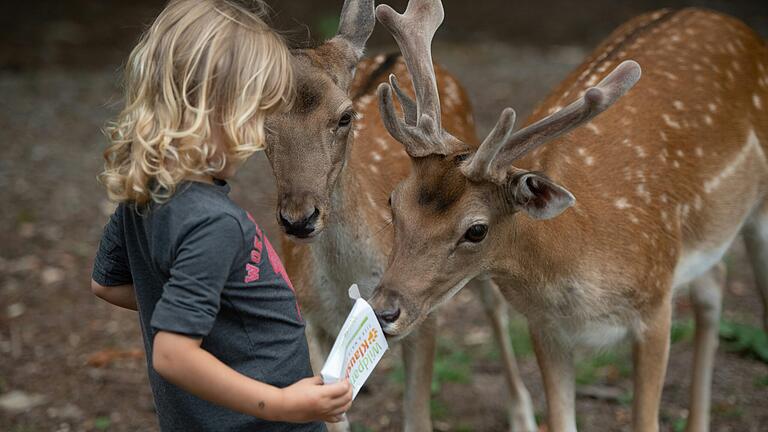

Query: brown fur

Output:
[269, 42, 540, 431]
[372, 8, 768, 431]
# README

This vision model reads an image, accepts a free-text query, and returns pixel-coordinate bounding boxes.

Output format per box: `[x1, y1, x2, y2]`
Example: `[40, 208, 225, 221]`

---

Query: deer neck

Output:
[309, 142, 388, 299]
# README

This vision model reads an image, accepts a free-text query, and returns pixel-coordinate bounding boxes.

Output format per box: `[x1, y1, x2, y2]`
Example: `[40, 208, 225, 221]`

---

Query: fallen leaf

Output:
[87, 348, 144, 368]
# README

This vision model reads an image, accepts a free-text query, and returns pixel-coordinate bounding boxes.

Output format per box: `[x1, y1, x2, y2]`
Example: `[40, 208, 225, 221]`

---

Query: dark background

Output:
[1, 1, 767, 431]
[2, 0, 767, 71]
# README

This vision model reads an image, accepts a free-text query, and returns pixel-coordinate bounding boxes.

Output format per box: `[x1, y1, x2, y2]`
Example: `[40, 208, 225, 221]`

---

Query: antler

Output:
[376, 0, 459, 157]
[462, 60, 643, 181]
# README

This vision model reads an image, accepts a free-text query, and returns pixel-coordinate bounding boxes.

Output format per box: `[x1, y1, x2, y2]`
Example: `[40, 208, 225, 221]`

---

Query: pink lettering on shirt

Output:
[245, 263, 260, 283]
[245, 212, 302, 320]
[244, 213, 264, 284]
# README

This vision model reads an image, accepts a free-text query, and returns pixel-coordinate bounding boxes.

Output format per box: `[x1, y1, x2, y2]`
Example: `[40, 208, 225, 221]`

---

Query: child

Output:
[90, 1, 351, 430]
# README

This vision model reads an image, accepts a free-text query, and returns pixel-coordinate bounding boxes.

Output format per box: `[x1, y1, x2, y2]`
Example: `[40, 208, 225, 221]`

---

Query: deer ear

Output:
[335, 0, 375, 60]
[506, 173, 575, 220]
[325, 0, 375, 86]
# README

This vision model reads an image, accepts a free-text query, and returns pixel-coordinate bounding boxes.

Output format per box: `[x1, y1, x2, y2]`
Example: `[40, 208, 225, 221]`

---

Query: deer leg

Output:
[742, 210, 768, 334]
[401, 314, 437, 432]
[471, 278, 537, 432]
[530, 327, 576, 432]
[305, 318, 331, 374]
[306, 319, 350, 432]
[631, 295, 672, 432]
[686, 264, 725, 432]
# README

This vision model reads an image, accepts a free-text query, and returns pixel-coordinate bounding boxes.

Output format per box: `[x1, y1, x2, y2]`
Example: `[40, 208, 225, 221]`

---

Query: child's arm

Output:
[153, 331, 353, 423]
[92, 207, 135, 309]
[91, 280, 138, 311]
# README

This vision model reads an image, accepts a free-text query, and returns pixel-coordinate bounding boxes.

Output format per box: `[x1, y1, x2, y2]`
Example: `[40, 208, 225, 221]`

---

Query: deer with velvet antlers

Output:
[264, 0, 536, 431]
[369, 2, 768, 432]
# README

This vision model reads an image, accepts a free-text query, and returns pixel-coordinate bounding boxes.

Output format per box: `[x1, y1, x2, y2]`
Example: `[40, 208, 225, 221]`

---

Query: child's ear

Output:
[505, 172, 575, 220]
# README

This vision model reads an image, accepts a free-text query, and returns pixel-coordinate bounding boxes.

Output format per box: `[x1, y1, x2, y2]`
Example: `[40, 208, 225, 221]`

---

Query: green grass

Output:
[350, 423, 373, 432]
[671, 417, 687, 432]
[389, 337, 473, 394]
[617, 392, 634, 406]
[669, 318, 767, 363]
[754, 374, 768, 388]
[387, 338, 472, 421]
[575, 349, 632, 386]
[483, 316, 535, 362]
[94, 417, 111, 430]
[719, 320, 768, 363]
[671, 319, 695, 344]
[712, 401, 745, 419]
[509, 317, 535, 357]
[430, 398, 449, 420]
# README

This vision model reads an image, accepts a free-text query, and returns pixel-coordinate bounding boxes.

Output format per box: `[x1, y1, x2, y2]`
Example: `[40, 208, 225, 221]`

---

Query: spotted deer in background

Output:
[263, 0, 536, 430]
[368, 3, 768, 431]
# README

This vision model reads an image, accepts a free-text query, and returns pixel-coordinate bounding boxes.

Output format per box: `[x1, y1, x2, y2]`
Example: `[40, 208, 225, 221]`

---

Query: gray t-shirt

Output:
[92, 180, 324, 432]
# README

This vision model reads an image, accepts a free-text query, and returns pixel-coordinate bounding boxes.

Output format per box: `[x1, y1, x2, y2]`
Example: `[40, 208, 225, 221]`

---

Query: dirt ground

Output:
[1, 1, 768, 431]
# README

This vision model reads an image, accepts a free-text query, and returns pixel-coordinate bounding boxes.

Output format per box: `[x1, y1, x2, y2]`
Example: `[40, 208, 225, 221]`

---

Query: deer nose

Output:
[279, 207, 320, 238]
[376, 307, 401, 326]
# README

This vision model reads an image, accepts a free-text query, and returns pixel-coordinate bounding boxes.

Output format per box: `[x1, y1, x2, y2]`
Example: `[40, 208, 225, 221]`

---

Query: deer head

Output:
[369, 0, 642, 337]
[265, 0, 375, 240]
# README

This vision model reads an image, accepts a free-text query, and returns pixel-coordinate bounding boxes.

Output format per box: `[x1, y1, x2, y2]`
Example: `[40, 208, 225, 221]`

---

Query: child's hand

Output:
[277, 376, 353, 423]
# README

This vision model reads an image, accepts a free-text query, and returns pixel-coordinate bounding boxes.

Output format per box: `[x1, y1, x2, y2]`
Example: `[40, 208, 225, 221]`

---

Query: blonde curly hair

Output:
[100, 0, 293, 205]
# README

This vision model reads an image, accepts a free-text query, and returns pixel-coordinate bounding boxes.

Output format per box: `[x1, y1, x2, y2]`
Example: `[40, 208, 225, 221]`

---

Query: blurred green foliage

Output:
[315, 14, 340, 40]
[350, 423, 373, 432]
[672, 417, 687, 432]
[509, 316, 535, 357]
[713, 401, 745, 419]
[575, 348, 632, 386]
[456, 424, 474, 432]
[719, 320, 768, 363]
[755, 374, 768, 388]
[389, 337, 473, 394]
[431, 340, 473, 393]
[670, 319, 695, 344]
[483, 315, 535, 361]
[430, 398, 449, 419]
[94, 417, 111, 430]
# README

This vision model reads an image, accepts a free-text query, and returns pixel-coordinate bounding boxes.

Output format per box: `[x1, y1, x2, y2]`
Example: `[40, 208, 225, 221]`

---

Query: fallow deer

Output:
[264, 0, 536, 430]
[369, 3, 768, 431]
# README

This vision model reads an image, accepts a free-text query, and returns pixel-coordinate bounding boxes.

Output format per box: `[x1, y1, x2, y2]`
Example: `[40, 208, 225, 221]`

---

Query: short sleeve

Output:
[150, 213, 243, 338]
[92, 207, 132, 287]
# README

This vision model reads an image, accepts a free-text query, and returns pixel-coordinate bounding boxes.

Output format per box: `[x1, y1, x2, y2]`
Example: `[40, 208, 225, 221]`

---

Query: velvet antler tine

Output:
[376, 1, 444, 128]
[378, 83, 411, 147]
[389, 74, 418, 126]
[466, 60, 642, 181]
[461, 108, 516, 180]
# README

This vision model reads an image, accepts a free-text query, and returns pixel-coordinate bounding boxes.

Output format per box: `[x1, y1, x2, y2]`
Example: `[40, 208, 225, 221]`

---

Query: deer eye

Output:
[338, 112, 354, 128]
[463, 224, 488, 243]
